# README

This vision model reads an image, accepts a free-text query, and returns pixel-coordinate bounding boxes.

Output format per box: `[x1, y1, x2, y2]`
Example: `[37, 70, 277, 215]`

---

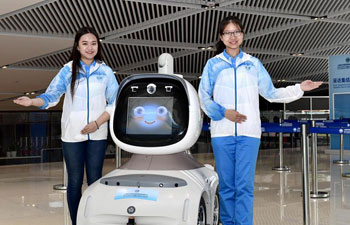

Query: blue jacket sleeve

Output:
[198, 61, 226, 121]
[105, 67, 119, 116]
[257, 60, 304, 103]
[37, 66, 70, 109]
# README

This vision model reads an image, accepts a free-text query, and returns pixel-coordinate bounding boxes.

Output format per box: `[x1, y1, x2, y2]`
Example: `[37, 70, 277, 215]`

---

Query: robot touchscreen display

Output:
[126, 97, 174, 135]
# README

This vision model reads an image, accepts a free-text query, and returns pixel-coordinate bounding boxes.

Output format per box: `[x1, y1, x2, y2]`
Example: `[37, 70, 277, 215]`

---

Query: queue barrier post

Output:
[53, 159, 67, 191]
[272, 130, 291, 171]
[301, 124, 311, 225]
[272, 118, 291, 172]
[310, 120, 329, 199]
[333, 134, 349, 165]
[52, 159, 69, 225]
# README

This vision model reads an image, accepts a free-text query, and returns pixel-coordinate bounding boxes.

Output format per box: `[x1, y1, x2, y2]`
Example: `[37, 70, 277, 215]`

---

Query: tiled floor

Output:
[1, 147, 350, 225]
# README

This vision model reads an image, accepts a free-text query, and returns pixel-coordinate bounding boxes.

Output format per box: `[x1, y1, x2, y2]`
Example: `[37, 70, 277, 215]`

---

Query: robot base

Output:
[77, 153, 219, 225]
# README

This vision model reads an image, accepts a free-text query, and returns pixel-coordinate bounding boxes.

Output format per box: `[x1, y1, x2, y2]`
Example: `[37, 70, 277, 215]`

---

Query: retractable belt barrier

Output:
[261, 120, 350, 225]
[310, 125, 350, 165]
[261, 122, 301, 133]
[284, 119, 350, 125]
[262, 122, 300, 172]
[310, 127, 350, 134]
[308, 124, 350, 178]
[271, 119, 350, 166]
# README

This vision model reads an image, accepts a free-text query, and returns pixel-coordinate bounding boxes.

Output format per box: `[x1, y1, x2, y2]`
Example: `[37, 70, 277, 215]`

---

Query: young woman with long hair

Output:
[14, 27, 119, 225]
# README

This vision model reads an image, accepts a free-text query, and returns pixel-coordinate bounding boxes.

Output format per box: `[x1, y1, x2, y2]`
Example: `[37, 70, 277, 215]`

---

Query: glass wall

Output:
[0, 111, 62, 165]
[284, 96, 329, 120]
[1, 96, 330, 165]
[260, 96, 330, 150]
[260, 96, 329, 122]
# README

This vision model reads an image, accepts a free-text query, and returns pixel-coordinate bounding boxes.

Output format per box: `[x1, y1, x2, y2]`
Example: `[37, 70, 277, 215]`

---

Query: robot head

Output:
[110, 74, 202, 155]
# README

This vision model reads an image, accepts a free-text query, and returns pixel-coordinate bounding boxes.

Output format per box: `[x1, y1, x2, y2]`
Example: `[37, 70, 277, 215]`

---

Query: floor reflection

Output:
[330, 156, 350, 225]
[0, 147, 350, 225]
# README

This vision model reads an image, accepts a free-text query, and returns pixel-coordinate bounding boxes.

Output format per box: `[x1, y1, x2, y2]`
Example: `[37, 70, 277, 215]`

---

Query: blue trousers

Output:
[62, 140, 107, 225]
[211, 136, 260, 225]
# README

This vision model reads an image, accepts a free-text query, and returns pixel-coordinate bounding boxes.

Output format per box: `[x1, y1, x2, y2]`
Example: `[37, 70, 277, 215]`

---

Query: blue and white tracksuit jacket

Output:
[199, 50, 304, 138]
[199, 50, 304, 225]
[37, 60, 119, 142]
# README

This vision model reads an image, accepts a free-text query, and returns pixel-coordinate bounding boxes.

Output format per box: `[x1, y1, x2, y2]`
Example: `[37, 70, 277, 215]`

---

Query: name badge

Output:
[114, 188, 158, 201]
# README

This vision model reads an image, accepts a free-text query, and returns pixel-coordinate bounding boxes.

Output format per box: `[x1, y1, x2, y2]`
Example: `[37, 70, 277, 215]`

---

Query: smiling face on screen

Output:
[132, 105, 169, 129]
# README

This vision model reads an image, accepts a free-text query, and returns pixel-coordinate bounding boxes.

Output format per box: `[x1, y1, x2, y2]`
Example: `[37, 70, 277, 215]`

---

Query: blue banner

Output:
[329, 55, 350, 149]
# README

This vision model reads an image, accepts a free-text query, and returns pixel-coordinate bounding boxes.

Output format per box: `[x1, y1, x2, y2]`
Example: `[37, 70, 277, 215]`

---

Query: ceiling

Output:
[1, 0, 350, 111]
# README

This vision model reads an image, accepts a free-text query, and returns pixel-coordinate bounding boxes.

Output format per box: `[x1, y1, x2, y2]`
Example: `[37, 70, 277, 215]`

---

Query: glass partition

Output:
[0, 111, 62, 165]
[284, 96, 329, 120]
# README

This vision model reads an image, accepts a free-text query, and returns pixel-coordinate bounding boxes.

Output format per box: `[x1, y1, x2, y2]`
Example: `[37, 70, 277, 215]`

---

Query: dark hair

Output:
[215, 16, 244, 55]
[69, 27, 103, 98]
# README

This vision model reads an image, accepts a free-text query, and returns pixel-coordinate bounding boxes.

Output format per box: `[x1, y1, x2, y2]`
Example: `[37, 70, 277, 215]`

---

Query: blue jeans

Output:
[62, 140, 107, 225]
[211, 136, 260, 225]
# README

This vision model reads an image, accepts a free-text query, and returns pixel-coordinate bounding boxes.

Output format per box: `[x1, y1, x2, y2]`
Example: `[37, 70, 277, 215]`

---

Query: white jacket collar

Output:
[65, 60, 105, 74]
[215, 51, 252, 66]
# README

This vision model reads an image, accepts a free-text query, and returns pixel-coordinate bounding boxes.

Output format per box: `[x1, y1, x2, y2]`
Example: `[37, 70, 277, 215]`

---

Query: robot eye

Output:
[156, 106, 168, 117]
[134, 106, 145, 117]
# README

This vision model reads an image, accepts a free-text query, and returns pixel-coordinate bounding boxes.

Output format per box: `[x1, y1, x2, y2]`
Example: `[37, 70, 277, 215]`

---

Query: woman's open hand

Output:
[13, 96, 33, 107]
[300, 80, 323, 91]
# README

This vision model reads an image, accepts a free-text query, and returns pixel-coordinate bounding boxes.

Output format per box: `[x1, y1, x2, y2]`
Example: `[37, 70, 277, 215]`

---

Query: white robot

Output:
[77, 54, 219, 225]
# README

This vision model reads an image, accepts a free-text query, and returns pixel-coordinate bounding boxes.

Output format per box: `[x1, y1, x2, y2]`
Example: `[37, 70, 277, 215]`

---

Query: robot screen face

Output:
[126, 97, 173, 135]
[113, 75, 189, 147]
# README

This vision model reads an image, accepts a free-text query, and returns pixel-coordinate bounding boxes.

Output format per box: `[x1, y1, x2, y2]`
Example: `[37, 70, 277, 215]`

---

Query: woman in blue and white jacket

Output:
[199, 16, 322, 225]
[14, 27, 118, 225]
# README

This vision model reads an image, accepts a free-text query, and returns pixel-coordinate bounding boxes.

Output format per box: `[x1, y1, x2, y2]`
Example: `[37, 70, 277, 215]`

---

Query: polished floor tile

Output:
[1, 147, 350, 225]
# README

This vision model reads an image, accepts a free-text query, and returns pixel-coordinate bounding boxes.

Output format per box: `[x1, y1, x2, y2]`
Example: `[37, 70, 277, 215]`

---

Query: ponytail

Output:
[215, 40, 226, 55]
